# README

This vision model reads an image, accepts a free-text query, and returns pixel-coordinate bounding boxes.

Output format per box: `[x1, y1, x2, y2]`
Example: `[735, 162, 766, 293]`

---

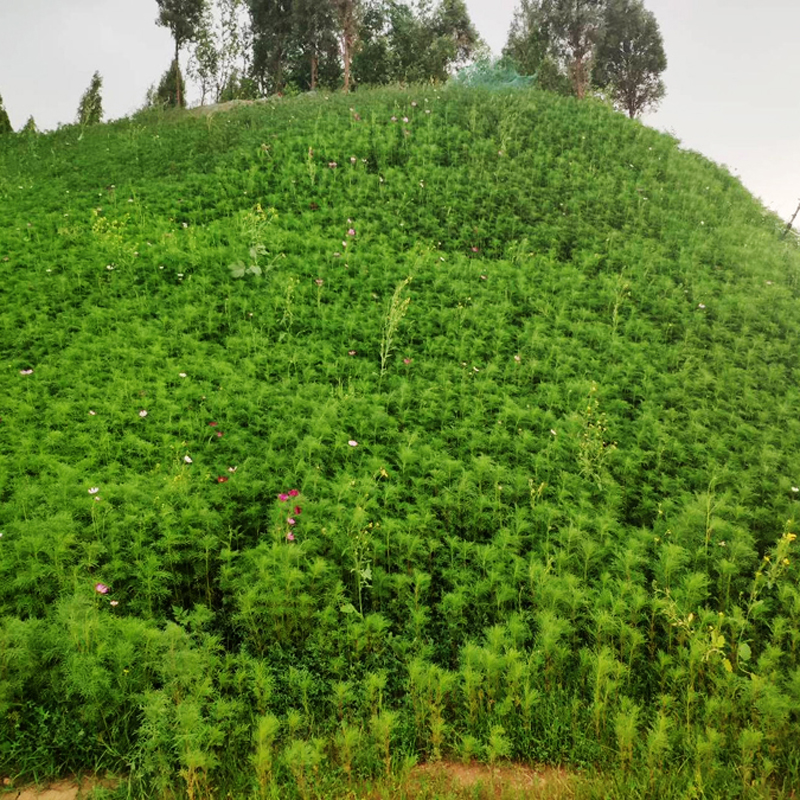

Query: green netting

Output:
[453, 58, 535, 90]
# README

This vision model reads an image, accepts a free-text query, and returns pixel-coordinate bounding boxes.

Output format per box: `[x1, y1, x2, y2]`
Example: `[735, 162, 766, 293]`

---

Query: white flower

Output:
[179, 372, 187, 378]
[550, 429, 557, 436]
[184, 455, 193, 464]
[792, 487, 799, 493]
[348, 440, 358, 447]
[88, 487, 99, 494]
[698, 303, 706, 309]
[139, 410, 148, 418]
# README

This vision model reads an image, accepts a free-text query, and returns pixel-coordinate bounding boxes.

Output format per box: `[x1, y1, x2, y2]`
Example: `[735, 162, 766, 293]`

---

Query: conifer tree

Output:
[155, 59, 188, 107]
[77, 71, 104, 126]
[21, 116, 37, 134]
[0, 94, 11, 135]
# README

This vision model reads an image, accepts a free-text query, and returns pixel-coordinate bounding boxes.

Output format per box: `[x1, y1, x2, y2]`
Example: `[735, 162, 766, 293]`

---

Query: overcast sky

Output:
[1, 0, 798, 222]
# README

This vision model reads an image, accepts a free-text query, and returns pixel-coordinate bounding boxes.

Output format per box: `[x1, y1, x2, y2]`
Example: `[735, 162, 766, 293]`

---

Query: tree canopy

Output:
[593, 0, 667, 117]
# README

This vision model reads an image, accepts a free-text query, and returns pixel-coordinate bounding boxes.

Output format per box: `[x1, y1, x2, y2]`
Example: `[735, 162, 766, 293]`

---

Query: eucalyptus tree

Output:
[155, 0, 208, 106]
[592, 0, 667, 118]
[248, 0, 295, 94]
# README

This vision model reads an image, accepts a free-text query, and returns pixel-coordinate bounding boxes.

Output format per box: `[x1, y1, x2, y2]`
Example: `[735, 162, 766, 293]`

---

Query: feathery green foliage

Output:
[1, 86, 799, 798]
[77, 71, 104, 127]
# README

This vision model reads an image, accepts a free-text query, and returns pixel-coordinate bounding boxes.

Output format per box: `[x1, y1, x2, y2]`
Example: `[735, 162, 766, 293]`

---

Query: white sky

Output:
[1, 0, 798, 221]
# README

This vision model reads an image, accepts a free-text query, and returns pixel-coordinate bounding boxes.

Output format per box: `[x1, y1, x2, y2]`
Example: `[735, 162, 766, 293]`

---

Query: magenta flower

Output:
[95, 583, 109, 595]
[293, 505, 302, 515]
[278, 493, 289, 501]
[288, 489, 299, 497]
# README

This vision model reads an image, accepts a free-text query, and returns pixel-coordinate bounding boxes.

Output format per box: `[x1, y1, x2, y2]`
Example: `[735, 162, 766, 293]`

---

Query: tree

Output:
[544, 0, 604, 98]
[0, 94, 11, 135]
[21, 116, 38, 135]
[155, 0, 207, 106]
[292, 0, 339, 90]
[332, 0, 362, 92]
[503, 0, 603, 97]
[593, 0, 666, 117]
[248, 0, 295, 94]
[503, 0, 569, 93]
[353, 0, 480, 86]
[77, 71, 104, 126]
[190, 0, 253, 103]
[155, 59, 188, 107]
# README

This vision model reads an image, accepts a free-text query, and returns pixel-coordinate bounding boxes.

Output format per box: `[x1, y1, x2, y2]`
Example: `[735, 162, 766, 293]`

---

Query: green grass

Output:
[1, 86, 800, 798]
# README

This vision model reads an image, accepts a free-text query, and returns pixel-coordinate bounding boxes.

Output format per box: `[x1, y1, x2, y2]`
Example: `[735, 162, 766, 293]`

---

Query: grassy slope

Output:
[1, 87, 799, 797]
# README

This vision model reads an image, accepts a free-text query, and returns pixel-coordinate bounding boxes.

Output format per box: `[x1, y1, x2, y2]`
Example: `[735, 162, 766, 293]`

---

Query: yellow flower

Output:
[787, 533, 797, 542]
[783, 558, 790, 566]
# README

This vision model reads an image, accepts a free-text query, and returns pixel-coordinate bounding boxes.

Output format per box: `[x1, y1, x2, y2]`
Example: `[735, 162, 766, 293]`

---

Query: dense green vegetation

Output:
[1, 86, 799, 798]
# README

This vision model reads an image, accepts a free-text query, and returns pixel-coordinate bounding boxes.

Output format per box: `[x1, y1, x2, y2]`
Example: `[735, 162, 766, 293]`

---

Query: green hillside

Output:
[1, 87, 799, 798]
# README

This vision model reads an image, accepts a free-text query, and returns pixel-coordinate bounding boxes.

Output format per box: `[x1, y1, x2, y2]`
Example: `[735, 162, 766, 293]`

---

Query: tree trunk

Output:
[175, 39, 182, 108]
[311, 52, 318, 90]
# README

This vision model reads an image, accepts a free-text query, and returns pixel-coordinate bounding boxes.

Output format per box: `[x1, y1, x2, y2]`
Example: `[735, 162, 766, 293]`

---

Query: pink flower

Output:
[347, 228, 356, 236]
[286, 531, 295, 542]
[287, 517, 296, 525]
[278, 493, 289, 501]
[208, 421, 218, 427]
[471, 247, 479, 253]
[20, 369, 33, 375]
[95, 583, 109, 595]
[403, 358, 412, 365]
[288, 489, 299, 497]
[216, 431, 224, 438]
[293, 505, 302, 515]
[348, 440, 358, 447]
